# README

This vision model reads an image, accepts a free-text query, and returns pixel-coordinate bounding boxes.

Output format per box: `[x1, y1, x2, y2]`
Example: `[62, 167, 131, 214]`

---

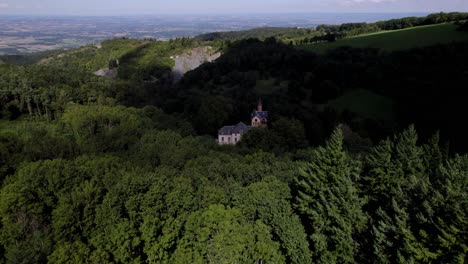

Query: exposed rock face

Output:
[172, 46, 221, 81]
[94, 68, 118, 79]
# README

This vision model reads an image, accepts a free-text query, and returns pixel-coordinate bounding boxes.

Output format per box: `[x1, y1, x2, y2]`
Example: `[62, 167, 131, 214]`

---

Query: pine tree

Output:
[362, 126, 467, 263]
[294, 126, 366, 263]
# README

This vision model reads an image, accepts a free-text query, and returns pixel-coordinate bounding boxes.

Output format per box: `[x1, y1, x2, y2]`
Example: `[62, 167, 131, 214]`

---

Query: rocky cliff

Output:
[172, 46, 221, 81]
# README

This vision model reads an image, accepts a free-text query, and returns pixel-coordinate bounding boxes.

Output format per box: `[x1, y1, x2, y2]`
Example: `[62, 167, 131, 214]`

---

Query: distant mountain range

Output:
[0, 13, 427, 55]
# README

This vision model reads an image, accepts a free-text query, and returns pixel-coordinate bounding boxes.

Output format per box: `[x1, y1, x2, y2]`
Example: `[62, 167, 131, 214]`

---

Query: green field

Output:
[325, 89, 396, 121]
[302, 23, 468, 53]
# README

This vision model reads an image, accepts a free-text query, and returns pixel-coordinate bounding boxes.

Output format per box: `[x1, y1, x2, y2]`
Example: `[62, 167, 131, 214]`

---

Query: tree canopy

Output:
[1, 13, 468, 263]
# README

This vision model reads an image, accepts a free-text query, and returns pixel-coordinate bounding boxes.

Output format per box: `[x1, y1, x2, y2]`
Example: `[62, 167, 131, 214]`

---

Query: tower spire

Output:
[257, 98, 263, 112]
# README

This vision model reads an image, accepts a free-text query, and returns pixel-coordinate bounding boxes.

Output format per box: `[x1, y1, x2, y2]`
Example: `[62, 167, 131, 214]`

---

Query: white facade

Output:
[251, 116, 267, 127]
[218, 133, 241, 145]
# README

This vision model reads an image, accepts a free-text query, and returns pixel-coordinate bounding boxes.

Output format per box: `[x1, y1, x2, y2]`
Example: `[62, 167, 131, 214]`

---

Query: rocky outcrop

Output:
[94, 68, 118, 79]
[172, 46, 221, 81]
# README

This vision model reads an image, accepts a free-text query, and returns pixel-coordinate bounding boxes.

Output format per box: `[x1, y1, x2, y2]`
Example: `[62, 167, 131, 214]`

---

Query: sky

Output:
[0, 0, 467, 16]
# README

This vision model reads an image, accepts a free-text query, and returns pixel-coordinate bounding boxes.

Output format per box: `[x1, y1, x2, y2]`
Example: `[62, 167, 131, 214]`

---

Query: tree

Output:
[171, 204, 285, 264]
[294, 126, 366, 263]
[48, 241, 92, 264]
[239, 127, 284, 154]
[60, 105, 147, 153]
[271, 117, 308, 151]
[134, 130, 206, 168]
[108, 58, 119, 69]
[234, 177, 312, 263]
[194, 96, 231, 135]
[362, 127, 468, 263]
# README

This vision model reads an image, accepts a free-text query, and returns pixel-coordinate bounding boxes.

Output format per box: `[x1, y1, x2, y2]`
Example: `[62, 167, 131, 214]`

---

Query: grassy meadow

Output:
[302, 23, 468, 53]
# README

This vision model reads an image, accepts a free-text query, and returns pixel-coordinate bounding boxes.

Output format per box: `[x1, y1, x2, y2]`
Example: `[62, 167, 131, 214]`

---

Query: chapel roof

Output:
[251, 111, 269, 119]
[218, 122, 251, 135]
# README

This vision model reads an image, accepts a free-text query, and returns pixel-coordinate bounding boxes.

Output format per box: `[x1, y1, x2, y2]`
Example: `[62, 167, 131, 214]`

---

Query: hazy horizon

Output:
[0, 12, 431, 18]
[1, 3, 466, 55]
[0, 0, 467, 16]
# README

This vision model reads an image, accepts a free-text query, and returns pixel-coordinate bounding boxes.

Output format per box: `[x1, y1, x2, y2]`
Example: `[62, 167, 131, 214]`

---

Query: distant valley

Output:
[0, 13, 426, 54]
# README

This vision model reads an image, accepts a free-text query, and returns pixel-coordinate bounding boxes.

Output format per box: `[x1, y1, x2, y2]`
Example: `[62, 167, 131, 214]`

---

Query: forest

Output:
[0, 13, 467, 263]
[196, 12, 468, 44]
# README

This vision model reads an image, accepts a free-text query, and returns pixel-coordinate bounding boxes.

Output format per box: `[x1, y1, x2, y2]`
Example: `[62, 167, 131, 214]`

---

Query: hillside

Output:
[196, 27, 317, 42]
[325, 89, 396, 121]
[172, 46, 221, 81]
[0, 50, 63, 65]
[301, 23, 468, 53]
[195, 12, 468, 49]
[2, 13, 468, 263]
[6, 39, 222, 81]
[38, 38, 220, 79]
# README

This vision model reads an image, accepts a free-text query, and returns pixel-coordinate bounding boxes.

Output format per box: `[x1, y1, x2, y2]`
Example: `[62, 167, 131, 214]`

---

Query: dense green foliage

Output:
[195, 12, 468, 46]
[40, 37, 209, 80]
[0, 50, 63, 65]
[1, 113, 466, 262]
[196, 27, 321, 44]
[166, 38, 468, 153]
[1, 14, 468, 263]
[294, 127, 366, 263]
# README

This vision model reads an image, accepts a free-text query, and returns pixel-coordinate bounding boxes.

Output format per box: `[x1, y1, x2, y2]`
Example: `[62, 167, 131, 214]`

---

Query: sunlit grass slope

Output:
[302, 23, 468, 53]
